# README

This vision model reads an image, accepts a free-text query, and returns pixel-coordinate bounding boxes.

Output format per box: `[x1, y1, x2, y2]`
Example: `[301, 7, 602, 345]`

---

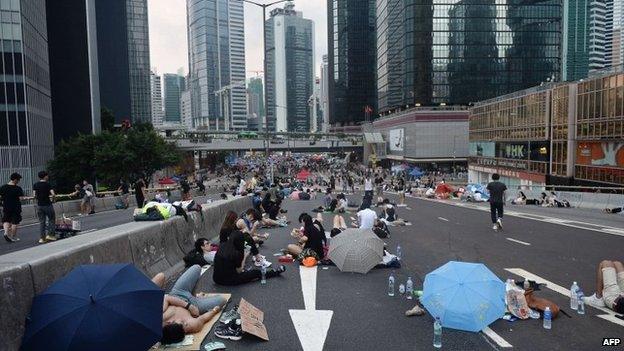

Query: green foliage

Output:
[101, 107, 115, 132]
[48, 124, 181, 193]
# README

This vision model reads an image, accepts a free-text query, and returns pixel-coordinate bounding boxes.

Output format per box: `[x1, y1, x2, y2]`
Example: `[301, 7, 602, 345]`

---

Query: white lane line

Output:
[80, 229, 98, 234]
[505, 237, 531, 246]
[300, 265, 318, 310]
[482, 327, 513, 348]
[505, 268, 624, 327]
[438, 217, 449, 222]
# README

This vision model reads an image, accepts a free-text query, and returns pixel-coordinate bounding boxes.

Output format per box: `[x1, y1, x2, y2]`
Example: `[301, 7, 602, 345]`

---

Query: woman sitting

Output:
[511, 191, 528, 205]
[379, 199, 407, 226]
[213, 231, 285, 286]
[221, 210, 269, 267]
[183, 238, 215, 268]
[286, 213, 327, 260]
[330, 214, 347, 237]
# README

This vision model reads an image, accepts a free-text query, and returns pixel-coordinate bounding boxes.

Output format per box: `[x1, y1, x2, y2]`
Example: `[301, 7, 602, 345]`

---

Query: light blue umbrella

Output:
[421, 261, 505, 332]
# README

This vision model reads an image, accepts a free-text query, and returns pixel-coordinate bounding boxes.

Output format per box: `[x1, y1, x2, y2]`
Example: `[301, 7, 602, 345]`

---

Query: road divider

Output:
[0, 195, 251, 350]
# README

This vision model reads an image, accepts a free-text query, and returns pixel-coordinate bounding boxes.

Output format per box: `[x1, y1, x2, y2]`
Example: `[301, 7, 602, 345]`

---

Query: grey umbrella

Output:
[328, 228, 384, 274]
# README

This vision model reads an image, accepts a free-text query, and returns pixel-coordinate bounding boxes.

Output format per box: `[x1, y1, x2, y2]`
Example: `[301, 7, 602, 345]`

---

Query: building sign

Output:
[469, 142, 495, 157]
[496, 142, 529, 159]
[389, 128, 404, 151]
[475, 157, 528, 170]
[577, 142, 624, 168]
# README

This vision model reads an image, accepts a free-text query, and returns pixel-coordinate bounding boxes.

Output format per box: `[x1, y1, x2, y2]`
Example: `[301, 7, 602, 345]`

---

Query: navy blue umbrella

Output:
[22, 264, 164, 351]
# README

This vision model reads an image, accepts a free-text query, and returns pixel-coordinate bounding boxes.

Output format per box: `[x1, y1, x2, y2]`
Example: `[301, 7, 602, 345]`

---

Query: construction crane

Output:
[213, 80, 246, 131]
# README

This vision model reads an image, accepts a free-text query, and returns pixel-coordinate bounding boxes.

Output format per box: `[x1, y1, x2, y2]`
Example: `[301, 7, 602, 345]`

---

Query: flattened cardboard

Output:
[239, 298, 269, 341]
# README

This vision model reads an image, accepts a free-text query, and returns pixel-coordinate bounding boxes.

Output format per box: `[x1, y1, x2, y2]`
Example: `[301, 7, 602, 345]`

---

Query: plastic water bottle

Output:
[543, 307, 552, 329]
[388, 272, 395, 296]
[396, 244, 402, 260]
[433, 317, 442, 348]
[577, 291, 585, 315]
[406, 277, 414, 300]
[570, 281, 579, 310]
[260, 265, 267, 285]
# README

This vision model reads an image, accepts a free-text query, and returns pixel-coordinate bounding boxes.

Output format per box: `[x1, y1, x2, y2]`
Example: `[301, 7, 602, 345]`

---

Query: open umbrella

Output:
[421, 261, 505, 332]
[328, 229, 384, 274]
[409, 168, 424, 177]
[22, 264, 164, 351]
[435, 182, 454, 195]
[296, 169, 311, 181]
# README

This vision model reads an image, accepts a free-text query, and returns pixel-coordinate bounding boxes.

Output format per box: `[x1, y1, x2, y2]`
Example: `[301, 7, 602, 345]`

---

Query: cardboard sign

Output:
[239, 298, 269, 341]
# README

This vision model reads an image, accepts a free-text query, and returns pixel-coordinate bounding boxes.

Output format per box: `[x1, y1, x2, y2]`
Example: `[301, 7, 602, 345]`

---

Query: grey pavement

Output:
[190, 192, 624, 350]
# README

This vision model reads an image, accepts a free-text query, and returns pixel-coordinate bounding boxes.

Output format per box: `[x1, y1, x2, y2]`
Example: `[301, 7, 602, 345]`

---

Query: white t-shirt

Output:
[238, 179, 246, 194]
[364, 179, 373, 191]
[357, 208, 377, 229]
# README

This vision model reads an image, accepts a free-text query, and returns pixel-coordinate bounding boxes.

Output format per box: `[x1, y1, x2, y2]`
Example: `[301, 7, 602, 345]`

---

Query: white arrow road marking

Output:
[505, 237, 531, 246]
[482, 327, 513, 348]
[505, 268, 624, 327]
[290, 266, 334, 351]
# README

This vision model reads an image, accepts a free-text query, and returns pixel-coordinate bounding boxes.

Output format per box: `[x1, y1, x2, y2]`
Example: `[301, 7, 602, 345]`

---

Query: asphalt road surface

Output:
[191, 192, 624, 351]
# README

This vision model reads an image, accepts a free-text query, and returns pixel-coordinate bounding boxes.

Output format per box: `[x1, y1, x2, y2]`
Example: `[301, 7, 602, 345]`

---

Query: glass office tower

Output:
[376, 0, 561, 112]
[0, 0, 53, 193]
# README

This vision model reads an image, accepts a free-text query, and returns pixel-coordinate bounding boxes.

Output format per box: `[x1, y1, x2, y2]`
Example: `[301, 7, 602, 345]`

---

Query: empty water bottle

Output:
[543, 307, 552, 329]
[260, 265, 267, 285]
[433, 317, 442, 348]
[577, 291, 585, 315]
[570, 281, 579, 310]
[406, 277, 414, 300]
[396, 244, 402, 260]
[388, 272, 395, 296]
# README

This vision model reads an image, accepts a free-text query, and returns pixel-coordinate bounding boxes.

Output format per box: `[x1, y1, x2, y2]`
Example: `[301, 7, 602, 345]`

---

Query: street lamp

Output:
[238, 0, 293, 158]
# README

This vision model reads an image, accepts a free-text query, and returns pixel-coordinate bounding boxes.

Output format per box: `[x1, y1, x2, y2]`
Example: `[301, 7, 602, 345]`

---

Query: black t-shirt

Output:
[120, 182, 130, 194]
[303, 223, 325, 259]
[487, 181, 508, 203]
[213, 251, 242, 284]
[32, 181, 53, 206]
[0, 184, 24, 212]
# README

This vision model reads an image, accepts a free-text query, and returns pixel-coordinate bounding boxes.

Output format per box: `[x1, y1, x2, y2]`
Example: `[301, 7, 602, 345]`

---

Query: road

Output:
[190, 192, 624, 350]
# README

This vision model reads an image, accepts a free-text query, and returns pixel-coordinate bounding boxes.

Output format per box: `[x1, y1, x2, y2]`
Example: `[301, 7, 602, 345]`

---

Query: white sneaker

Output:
[492, 224, 498, 230]
[583, 293, 606, 308]
[496, 218, 503, 229]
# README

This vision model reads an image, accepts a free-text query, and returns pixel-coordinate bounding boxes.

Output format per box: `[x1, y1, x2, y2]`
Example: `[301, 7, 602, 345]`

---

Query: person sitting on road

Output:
[583, 260, 624, 315]
[425, 187, 436, 198]
[511, 191, 527, 205]
[152, 266, 227, 345]
[233, 210, 271, 267]
[213, 230, 285, 286]
[287, 213, 327, 259]
[357, 206, 377, 230]
[335, 193, 348, 213]
[183, 238, 215, 268]
[330, 214, 347, 237]
[605, 206, 624, 214]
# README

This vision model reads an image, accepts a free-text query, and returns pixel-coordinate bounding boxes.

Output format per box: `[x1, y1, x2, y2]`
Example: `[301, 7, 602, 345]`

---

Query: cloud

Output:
[149, 0, 327, 78]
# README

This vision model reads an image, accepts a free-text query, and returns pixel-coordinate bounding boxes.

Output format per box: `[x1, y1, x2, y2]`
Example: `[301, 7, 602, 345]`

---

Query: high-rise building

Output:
[327, 0, 377, 127]
[247, 77, 264, 119]
[46, 0, 101, 145]
[589, 0, 624, 72]
[96, 0, 151, 124]
[562, 0, 590, 81]
[266, 2, 315, 132]
[180, 89, 192, 129]
[376, 0, 561, 113]
[150, 70, 164, 126]
[187, 0, 247, 130]
[320, 55, 329, 132]
[163, 74, 185, 124]
[0, 0, 53, 193]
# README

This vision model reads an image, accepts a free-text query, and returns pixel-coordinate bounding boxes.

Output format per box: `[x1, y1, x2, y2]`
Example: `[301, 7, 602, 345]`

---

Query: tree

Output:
[48, 123, 181, 193]
[101, 107, 115, 132]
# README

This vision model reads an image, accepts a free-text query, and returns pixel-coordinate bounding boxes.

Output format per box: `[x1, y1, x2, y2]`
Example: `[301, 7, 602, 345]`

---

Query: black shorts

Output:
[2, 209, 22, 225]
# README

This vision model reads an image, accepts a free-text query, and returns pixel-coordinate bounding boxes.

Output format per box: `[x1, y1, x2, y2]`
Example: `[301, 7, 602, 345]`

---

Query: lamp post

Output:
[239, 0, 293, 158]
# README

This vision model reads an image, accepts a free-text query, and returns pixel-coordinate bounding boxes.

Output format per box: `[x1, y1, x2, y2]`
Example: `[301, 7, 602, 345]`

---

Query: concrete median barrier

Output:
[0, 195, 251, 350]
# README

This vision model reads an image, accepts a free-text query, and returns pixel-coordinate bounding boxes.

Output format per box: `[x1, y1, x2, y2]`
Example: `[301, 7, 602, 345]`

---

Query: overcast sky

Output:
[148, 0, 327, 78]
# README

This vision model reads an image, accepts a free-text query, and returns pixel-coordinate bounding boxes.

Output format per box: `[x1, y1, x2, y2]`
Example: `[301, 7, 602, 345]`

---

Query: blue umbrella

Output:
[22, 264, 164, 351]
[409, 168, 424, 177]
[421, 261, 505, 332]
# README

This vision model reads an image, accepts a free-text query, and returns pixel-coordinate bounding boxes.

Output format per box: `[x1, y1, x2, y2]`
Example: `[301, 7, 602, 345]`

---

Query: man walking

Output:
[33, 171, 56, 243]
[0, 173, 25, 242]
[486, 173, 507, 230]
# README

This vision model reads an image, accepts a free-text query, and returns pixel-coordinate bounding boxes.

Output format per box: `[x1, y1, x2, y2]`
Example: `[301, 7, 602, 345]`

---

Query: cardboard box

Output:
[239, 298, 269, 341]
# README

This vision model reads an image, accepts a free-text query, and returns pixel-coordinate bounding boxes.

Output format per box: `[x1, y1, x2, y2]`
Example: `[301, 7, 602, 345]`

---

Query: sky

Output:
[148, 0, 327, 78]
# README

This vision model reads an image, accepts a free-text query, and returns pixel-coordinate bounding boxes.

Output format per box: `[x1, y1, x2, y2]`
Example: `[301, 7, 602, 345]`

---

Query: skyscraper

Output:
[96, 0, 151, 124]
[0, 0, 53, 193]
[150, 70, 164, 126]
[163, 74, 185, 124]
[46, 0, 101, 144]
[180, 89, 192, 129]
[187, 0, 247, 130]
[247, 77, 264, 119]
[376, 0, 561, 112]
[562, 0, 590, 81]
[327, 0, 377, 127]
[266, 2, 315, 132]
[589, 0, 624, 72]
[320, 55, 329, 132]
